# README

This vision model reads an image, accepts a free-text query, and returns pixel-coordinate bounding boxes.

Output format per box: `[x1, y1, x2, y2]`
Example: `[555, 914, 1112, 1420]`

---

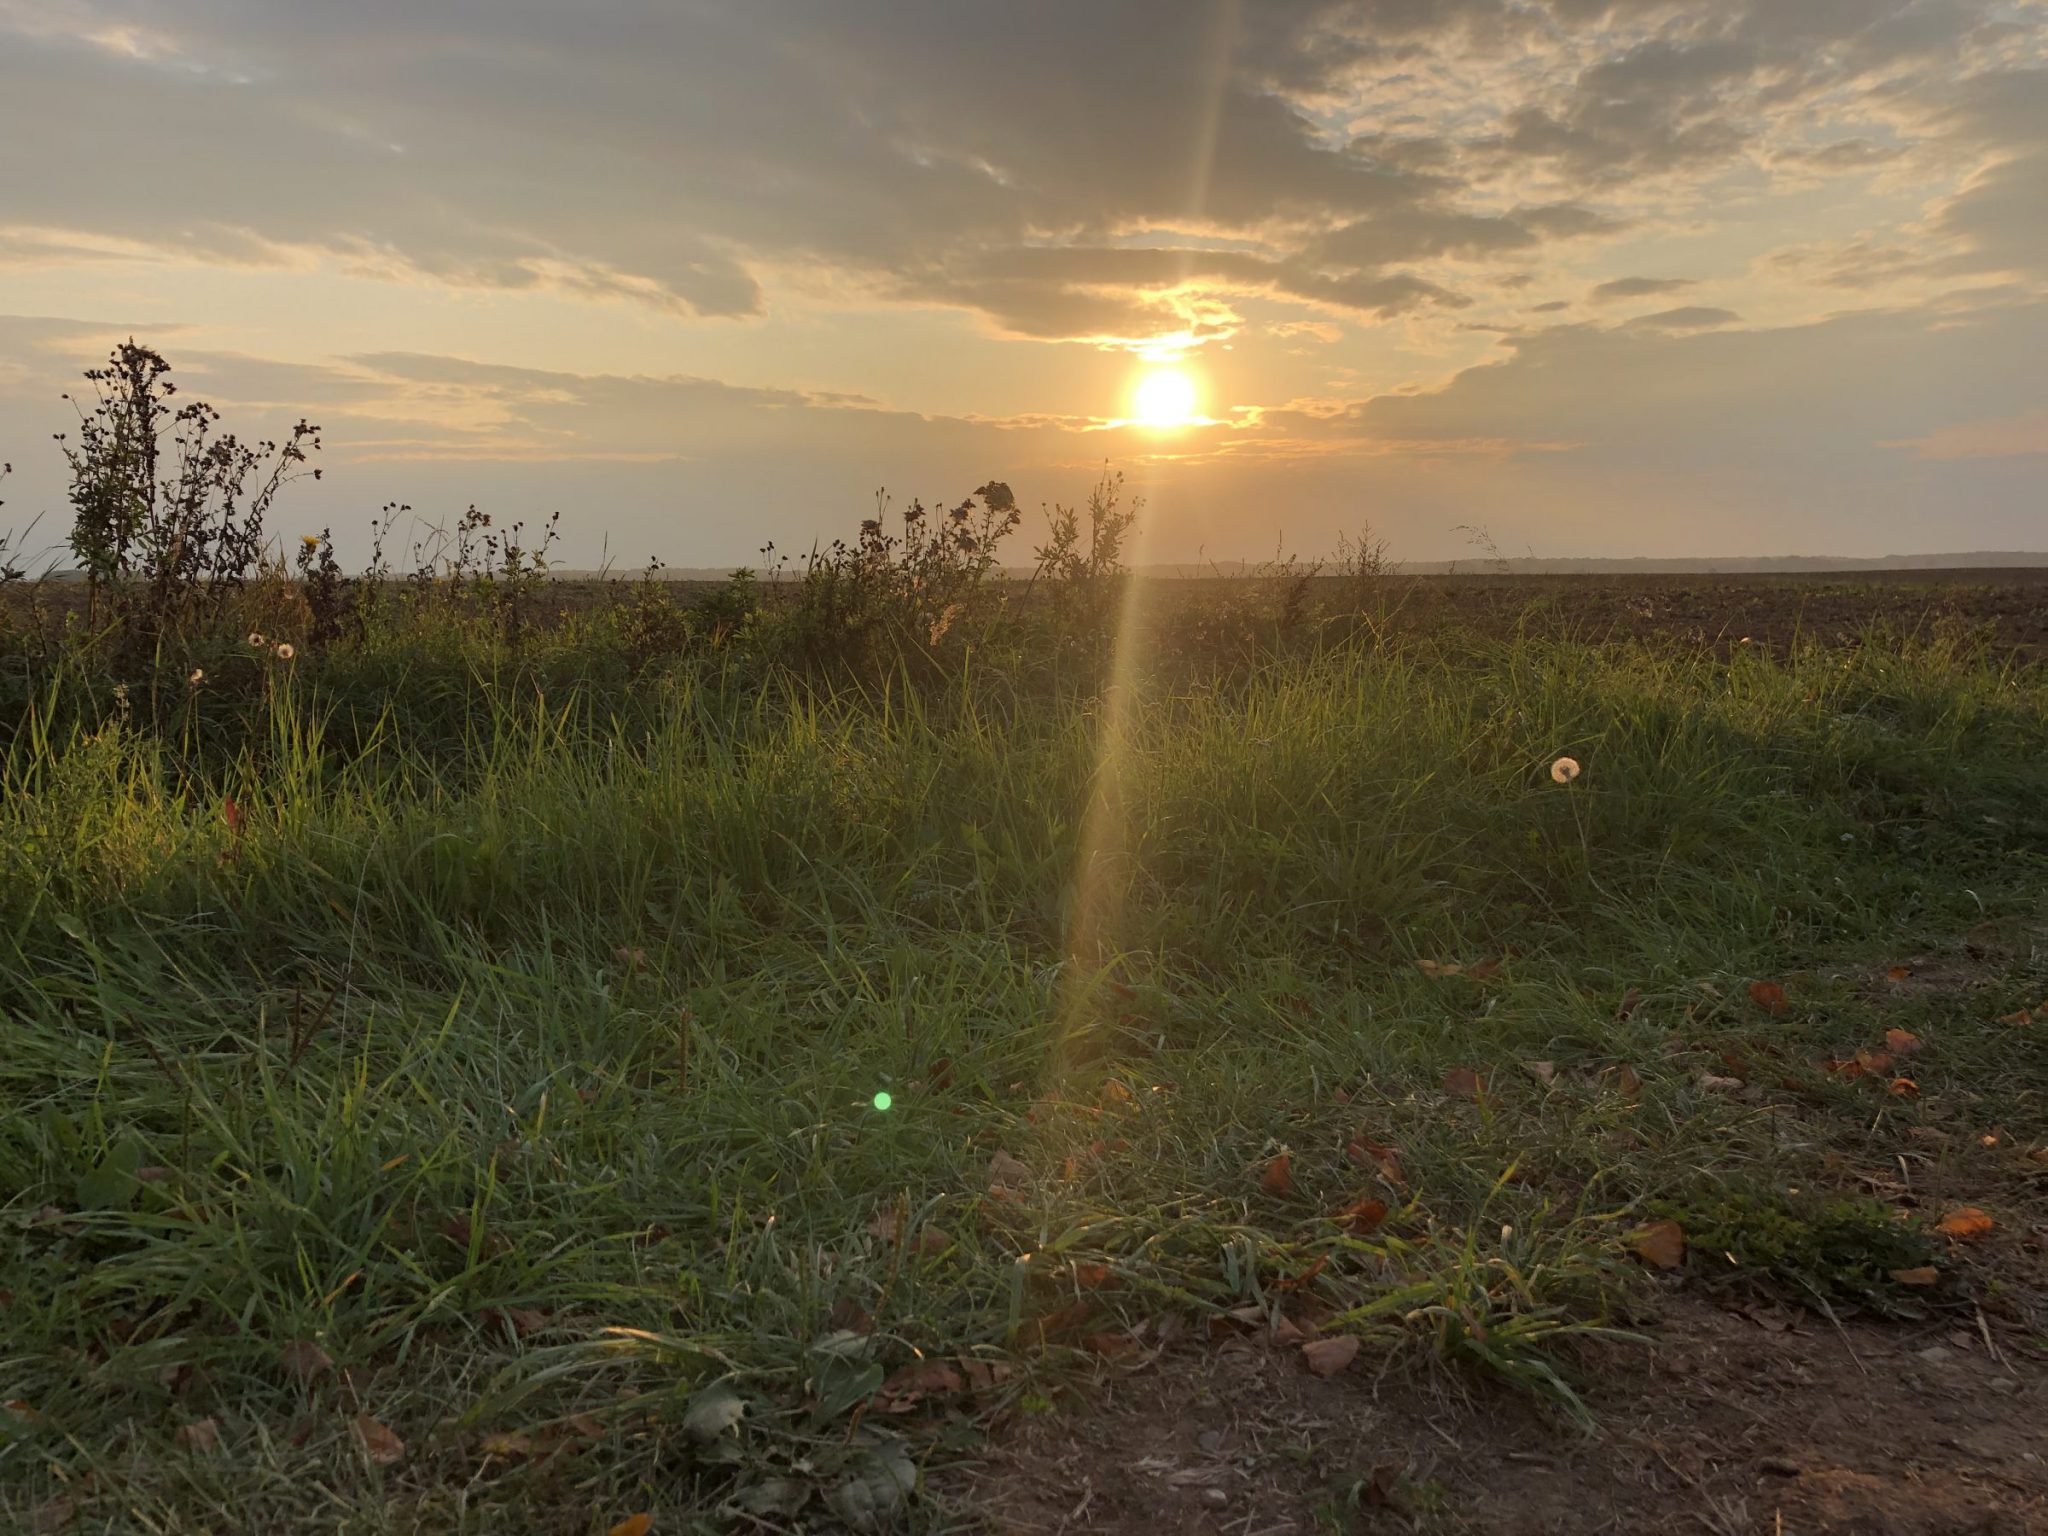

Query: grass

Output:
[3, 609, 2046, 1533]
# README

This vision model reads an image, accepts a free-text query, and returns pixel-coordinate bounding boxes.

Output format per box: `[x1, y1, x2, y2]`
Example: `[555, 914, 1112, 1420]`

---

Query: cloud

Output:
[1623, 306, 1741, 330]
[1591, 276, 1698, 302]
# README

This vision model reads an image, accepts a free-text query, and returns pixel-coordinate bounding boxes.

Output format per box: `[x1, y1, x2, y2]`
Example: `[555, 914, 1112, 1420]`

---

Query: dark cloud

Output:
[1591, 276, 1698, 302]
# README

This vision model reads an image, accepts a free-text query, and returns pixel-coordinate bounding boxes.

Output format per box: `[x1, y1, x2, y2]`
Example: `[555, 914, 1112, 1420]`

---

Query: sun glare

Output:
[1132, 367, 1200, 429]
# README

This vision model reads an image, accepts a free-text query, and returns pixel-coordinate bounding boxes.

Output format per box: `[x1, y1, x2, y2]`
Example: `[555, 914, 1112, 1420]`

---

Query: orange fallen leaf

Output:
[1748, 980, 1788, 1016]
[1301, 1336, 1360, 1377]
[1888, 1077, 1919, 1098]
[1443, 1067, 1483, 1101]
[1886, 965, 1911, 982]
[1259, 1153, 1295, 1197]
[353, 1414, 405, 1465]
[1935, 1207, 1994, 1240]
[1883, 1029, 1924, 1057]
[1332, 1196, 1389, 1236]
[1345, 1134, 1404, 1184]
[1275, 1255, 1329, 1292]
[1631, 1220, 1687, 1271]
[1996, 1010, 2033, 1026]
[608, 1517, 654, 1536]
[1072, 1262, 1113, 1289]
[1890, 1266, 1940, 1288]
[1082, 1331, 1141, 1361]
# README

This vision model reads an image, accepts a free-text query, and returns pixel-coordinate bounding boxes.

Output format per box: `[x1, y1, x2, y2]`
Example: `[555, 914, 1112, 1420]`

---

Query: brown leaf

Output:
[1631, 1220, 1687, 1271]
[612, 947, 646, 970]
[1886, 965, 1911, 983]
[221, 797, 245, 837]
[1020, 1300, 1094, 1348]
[481, 1306, 550, 1338]
[278, 1338, 333, 1383]
[1332, 1196, 1390, 1236]
[1616, 1064, 1643, 1097]
[1616, 986, 1644, 1020]
[914, 1225, 953, 1257]
[353, 1414, 406, 1465]
[174, 1416, 221, 1454]
[989, 1149, 1032, 1188]
[1698, 1073, 1744, 1093]
[1888, 1077, 1919, 1098]
[1082, 1331, 1141, 1361]
[877, 1358, 967, 1410]
[607, 1517, 654, 1536]
[1890, 1266, 1940, 1288]
[1071, 1263, 1114, 1290]
[1883, 1029, 1925, 1058]
[1523, 1060, 1557, 1086]
[1301, 1336, 1360, 1377]
[1935, 1207, 1994, 1240]
[1996, 1009, 2033, 1026]
[1467, 958, 1503, 981]
[1416, 959, 1461, 979]
[1748, 980, 1789, 1016]
[1275, 1255, 1330, 1292]
[1443, 1067, 1483, 1101]
[1345, 1134, 1405, 1185]
[827, 1298, 875, 1335]
[1259, 1153, 1294, 1197]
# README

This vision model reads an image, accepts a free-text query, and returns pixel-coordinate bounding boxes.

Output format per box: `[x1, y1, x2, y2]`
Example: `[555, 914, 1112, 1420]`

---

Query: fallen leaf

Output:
[826, 1298, 874, 1335]
[1748, 980, 1789, 1016]
[1890, 1266, 1940, 1288]
[1259, 1153, 1294, 1197]
[1631, 1220, 1687, 1271]
[1332, 1196, 1390, 1236]
[1082, 1331, 1141, 1361]
[1698, 1074, 1744, 1093]
[914, 1225, 952, 1258]
[1416, 959, 1461, 979]
[1301, 1336, 1360, 1377]
[1935, 1207, 1994, 1240]
[1996, 1010, 2033, 1026]
[876, 1358, 967, 1411]
[29, 1498, 74, 1535]
[989, 1149, 1032, 1188]
[1886, 965, 1911, 983]
[1019, 1300, 1094, 1349]
[1884, 1029, 1925, 1058]
[607, 1517, 654, 1536]
[1345, 1134, 1406, 1184]
[1097, 1078, 1133, 1108]
[174, 1416, 221, 1453]
[1888, 1077, 1919, 1098]
[278, 1338, 333, 1383]
[1523, 1060, 1557, 1086]
[353, 1414, 406, 1465]
[1616, 987, 1644, 1020]
[1616, 1064, 1644, 1097]
[612, 947, 646, 970]
[1275, 1255, 1329, 1292]
[1072, 1263, 1113, 1290]
[1443, 1067, 1483, 1101]
[481, 1306, 550, 1338]
[480, 1431, 537, 1457]
[1467, 958, 1503, 981]
[221, 797, 245, 836]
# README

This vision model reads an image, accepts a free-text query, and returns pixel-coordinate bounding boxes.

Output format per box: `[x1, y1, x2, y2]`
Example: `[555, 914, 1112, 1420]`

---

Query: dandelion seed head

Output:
[247, 631, 265, 647]
[274, 643, 296, 661]
[1550, 756, 1581, 784]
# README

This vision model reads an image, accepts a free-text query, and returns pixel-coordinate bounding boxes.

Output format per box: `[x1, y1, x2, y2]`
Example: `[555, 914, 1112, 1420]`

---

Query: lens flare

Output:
[872, 1090, 893, 1112]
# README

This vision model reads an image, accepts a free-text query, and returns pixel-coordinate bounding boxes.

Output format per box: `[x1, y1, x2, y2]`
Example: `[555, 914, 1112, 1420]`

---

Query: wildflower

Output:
[274, 643, 296, 662]
[112, 683, 128, 703]
[1550, 756, 1581, 784]
[301, 534, 321, 548]
[188, 667, 205, 687]
[247, 631, 265, 647]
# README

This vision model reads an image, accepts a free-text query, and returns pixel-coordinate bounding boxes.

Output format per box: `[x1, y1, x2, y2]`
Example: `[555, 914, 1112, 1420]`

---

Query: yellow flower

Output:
[1550, 756, 1581, 784]
[274, 642, 296, 662]
[301, 534, 321, 548]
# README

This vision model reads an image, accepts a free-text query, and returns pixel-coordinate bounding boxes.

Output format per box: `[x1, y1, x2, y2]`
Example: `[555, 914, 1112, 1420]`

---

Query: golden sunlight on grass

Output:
[1131, 365, 1200, 430]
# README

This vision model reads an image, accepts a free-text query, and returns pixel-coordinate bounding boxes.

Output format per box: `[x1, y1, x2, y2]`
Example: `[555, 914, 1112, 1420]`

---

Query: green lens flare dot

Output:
[872, 1091, 893, 1112]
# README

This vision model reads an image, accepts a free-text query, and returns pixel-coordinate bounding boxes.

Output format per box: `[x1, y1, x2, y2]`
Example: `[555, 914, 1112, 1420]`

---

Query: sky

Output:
[2, 0, 2045, 568]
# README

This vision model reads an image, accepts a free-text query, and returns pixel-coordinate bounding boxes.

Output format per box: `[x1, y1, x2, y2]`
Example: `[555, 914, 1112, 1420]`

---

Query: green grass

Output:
[3, 616, 2046, 1532]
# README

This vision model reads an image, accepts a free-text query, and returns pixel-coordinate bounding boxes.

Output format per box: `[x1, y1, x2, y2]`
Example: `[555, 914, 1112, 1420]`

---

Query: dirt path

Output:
[967, 1296, 2047, 1534]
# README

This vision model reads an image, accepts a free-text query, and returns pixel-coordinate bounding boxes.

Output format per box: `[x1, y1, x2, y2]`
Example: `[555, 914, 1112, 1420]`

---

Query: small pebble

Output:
[1201, 1488, 1228, 1507]
[1197, 1429, 1226, 1454]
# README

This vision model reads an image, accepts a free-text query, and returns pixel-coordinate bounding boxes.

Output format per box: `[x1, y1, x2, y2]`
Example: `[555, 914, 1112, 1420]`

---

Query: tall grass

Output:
[2, 621, 2045, 1533]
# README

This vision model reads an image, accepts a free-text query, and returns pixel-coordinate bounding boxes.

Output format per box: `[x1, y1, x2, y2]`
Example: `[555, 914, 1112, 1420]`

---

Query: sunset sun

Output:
[1132, 366, 1200, 429]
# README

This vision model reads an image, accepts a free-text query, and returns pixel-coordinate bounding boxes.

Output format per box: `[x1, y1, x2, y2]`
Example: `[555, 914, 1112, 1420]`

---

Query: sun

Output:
[1132, 367, 1200, 429]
